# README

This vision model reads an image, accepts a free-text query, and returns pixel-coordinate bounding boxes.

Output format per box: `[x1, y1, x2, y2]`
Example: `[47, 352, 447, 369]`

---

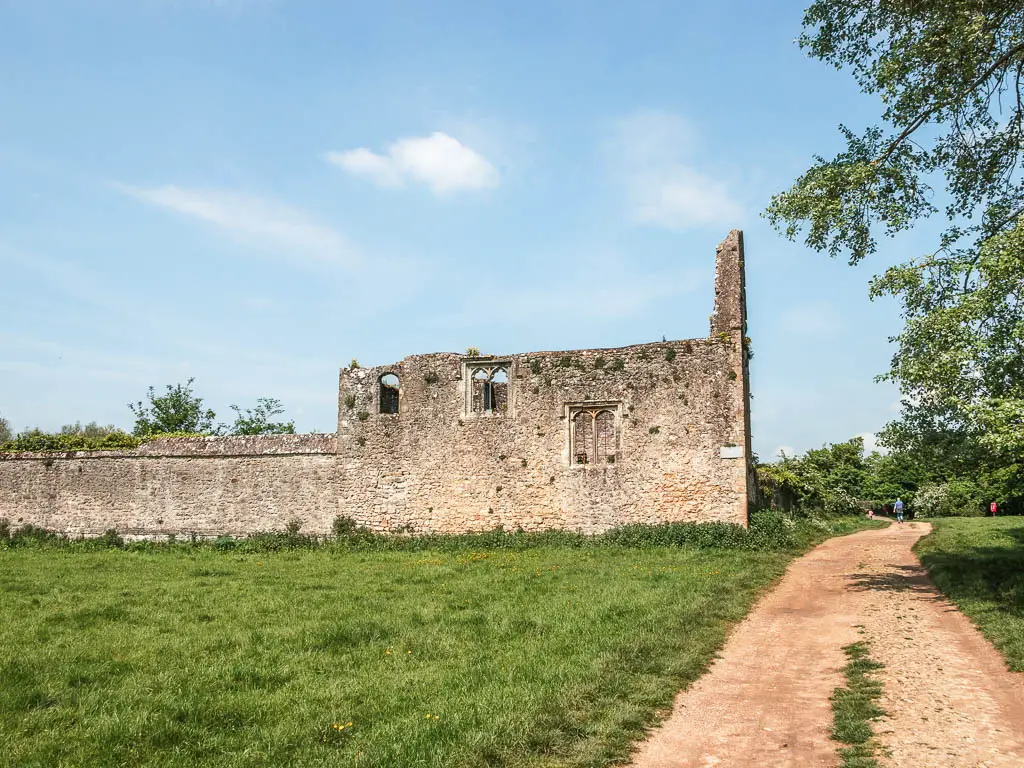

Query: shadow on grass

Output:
[913, 520, 1024, 670]
[917, 525, 1024, 608]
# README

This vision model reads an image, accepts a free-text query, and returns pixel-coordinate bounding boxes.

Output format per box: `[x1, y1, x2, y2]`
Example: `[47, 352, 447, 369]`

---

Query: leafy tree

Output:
[224, 398, 295, 436]
[757, 435, 940, 516]
[129, 378, 216, 436]
[799, 438, 868, 498]
[768, 2, 1024, 264]
[767, 2, 1024, 508]
[758, 437, 874, 516]
[0, 414, 12, 444]
[60, 421, 120, 438]
[862, 450, 929, 505]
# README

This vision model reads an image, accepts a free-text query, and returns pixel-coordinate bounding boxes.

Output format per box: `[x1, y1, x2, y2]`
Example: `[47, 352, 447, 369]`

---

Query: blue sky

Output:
[1, 0, 922, 458]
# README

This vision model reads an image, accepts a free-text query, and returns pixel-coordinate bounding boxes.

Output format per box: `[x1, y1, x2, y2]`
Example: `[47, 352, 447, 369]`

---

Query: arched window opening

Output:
[573, 412, 593, 464]
[569, 404, 620, 466]
[471, 369, 489, 414]
[595, 410, 616, 463]
[470, 367, 509, 415]
[489, 368, 508, 414]
[379, 373, 400, 414]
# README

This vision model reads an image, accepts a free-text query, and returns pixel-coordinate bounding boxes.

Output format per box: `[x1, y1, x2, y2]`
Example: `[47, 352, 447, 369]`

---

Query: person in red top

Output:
[991, 501, 998, 516]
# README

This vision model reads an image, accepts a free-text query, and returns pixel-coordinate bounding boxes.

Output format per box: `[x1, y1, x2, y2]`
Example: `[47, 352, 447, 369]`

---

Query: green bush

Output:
[0, 429, 141, 452]
[746, 510, 799, 550]
[7, 524, 59, 546]
[603, 521, 745, 549]
[332, 515, 372, 539]
[96, 529, 125, 548]
[913, 479, 984, 517]
[823, 488, 861, 517]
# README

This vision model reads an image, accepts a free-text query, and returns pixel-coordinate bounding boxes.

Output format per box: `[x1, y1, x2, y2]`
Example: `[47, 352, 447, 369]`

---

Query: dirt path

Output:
[628, 522, 1024, 767]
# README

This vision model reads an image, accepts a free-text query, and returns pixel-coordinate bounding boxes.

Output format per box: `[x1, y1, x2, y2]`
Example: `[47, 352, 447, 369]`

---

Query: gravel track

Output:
[628, 522, 1024, 767]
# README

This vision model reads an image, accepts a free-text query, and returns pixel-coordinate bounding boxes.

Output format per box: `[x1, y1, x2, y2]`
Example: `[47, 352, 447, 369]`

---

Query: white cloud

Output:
[779, 301, 844, 337]
[326, 132, 499, 194]
[610, 110, 744, 230]
[329, 148, 404, 187]
[857, 432, 889, 456]
[632, 167, 744, 230]
[117, 185, 358, 268]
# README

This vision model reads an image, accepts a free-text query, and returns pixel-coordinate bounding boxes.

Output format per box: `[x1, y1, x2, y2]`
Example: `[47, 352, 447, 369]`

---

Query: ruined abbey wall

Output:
[336, 230, 751, 533]
[0, 231, 752, 537]
[0, 435, 339, 537]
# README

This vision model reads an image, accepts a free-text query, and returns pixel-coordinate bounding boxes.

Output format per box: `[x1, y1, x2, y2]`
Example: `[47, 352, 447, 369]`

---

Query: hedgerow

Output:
[0, 430, 213, 453]
[0, 510, 867, 554]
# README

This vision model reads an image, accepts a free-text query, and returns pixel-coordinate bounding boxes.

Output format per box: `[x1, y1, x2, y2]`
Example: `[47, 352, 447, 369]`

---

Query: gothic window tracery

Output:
[464, 363, 510, 415]
[570, 405, 619, 465]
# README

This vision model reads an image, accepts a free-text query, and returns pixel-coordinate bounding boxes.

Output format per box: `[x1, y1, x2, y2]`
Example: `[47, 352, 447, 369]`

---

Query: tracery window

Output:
[595, 410, 615, 461]
[570, 406, 619, 465]
[471, 369, 489, 413]
[464, 363, 510, 415]
[572, 412, 594, 464]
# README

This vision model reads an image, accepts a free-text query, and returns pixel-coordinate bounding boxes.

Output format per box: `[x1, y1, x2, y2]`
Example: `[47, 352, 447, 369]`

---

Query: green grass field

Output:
[915, 516, 1024, 672]
[0, 544, 792, 767]
[0, 517, 881, 768]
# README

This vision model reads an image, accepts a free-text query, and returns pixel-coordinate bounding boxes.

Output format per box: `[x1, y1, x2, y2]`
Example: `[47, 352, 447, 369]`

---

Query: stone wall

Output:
[0, 231, 752, 538]
[336, 230, 752, 533]
[0, 435, 339, 537]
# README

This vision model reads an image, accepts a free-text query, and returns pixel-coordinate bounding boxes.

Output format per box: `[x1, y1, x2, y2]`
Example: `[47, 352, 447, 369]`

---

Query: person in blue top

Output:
[894, 497, 904, 523]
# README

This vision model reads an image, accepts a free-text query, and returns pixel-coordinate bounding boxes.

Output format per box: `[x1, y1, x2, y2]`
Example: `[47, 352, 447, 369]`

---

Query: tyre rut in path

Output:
[628, 523, 1024, 768]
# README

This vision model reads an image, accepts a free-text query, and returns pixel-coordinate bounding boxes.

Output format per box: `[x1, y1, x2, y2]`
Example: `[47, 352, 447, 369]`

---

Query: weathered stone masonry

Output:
[0, 231, 753, 536]
[0, 435, 339, 537]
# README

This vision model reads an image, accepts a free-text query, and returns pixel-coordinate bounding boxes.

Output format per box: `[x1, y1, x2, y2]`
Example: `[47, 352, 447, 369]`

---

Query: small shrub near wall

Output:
[0, 511, 870, 555]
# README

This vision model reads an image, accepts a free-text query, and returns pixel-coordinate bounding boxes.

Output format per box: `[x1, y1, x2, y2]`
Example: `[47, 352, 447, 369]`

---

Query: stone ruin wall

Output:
[0, 231, 752, 537]
[0, 435, 340, 537]
[338, 342, 748, 533]
[337, 230, 751, 533]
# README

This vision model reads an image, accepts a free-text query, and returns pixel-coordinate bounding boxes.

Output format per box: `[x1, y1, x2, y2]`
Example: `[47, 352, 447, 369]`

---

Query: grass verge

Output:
[914, 516, 1024, 671]
[830, 640, 885, 768]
